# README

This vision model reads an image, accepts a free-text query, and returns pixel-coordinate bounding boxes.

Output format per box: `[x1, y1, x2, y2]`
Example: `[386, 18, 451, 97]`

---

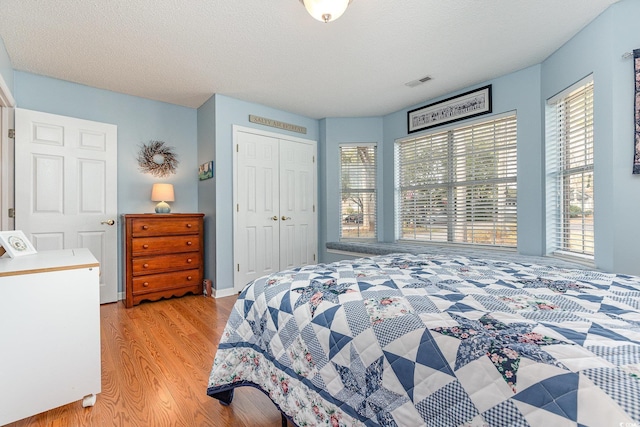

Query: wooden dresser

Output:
[123, 213, 204, 308]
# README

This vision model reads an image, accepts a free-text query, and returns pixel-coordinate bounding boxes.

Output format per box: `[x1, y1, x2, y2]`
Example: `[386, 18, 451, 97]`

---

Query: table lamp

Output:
[151, 183, 174, 213]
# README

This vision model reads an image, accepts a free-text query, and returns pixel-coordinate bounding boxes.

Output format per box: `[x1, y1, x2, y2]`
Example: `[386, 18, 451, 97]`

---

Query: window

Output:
[546, 77, 594, 258]
[395, 114, 517, 247]
[340, 144, 377, 239]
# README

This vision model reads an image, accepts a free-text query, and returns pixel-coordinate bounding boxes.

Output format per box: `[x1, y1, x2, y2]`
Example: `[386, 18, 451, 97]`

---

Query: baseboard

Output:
[118, 291, 125, 301]
[213, 287, 237, 298]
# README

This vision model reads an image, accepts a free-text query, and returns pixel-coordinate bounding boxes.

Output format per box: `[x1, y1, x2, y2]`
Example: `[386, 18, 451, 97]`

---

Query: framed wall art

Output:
[0, 230, 37, 257]
[199, 160, 214, 180]
[408, 85, 492, 133]
[634, 48, 640, 174]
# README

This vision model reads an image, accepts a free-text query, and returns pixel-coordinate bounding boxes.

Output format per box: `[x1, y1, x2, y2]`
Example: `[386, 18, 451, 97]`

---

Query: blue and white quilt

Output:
[207, 253, 640, 426]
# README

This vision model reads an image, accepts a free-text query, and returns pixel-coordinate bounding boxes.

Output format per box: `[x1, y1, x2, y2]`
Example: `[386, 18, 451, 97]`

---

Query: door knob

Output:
[271, 216, 278, 221]
[101, 219, 115, 226]
[281, 216, 291, 221]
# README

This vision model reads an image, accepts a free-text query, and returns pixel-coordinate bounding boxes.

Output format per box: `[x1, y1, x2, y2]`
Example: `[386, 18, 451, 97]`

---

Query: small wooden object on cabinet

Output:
[123, 213, 204, 308]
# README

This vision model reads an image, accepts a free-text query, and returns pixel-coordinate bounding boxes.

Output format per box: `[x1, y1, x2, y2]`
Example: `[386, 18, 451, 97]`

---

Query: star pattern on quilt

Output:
[431, 313, 569, 392]
[293, 277, 355, 317]
[334, 351, 406, 427]
[517, 277, 587, 293]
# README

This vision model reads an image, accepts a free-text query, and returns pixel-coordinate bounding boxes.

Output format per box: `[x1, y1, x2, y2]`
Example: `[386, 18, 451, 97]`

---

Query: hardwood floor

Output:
[6, 295, 287, 427]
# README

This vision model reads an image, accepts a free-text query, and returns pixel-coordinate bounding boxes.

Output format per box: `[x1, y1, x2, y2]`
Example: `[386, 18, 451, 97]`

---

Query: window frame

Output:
[395, 112, 518, 248]
[339, 143, 378, 240]
[545, 75, 595, 260]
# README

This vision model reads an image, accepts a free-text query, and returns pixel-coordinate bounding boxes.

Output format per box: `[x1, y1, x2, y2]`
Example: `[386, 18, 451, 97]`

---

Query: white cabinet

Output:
[0, 248, 101, 425]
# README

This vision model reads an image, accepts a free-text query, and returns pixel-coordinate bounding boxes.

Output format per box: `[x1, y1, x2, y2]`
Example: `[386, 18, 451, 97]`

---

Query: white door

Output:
[233, 126, 317, 292]
[235, 131, 281, 289]
[279, 139, 316, 269]
[15, 109, 118, 304]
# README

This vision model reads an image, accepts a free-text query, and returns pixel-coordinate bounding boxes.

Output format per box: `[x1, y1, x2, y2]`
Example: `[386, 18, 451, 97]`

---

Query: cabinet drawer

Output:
[132, 269, 201, 294]
[132, 252, 200, 275]
[130, 218, 201, 237]
[131, 235, 200, 255]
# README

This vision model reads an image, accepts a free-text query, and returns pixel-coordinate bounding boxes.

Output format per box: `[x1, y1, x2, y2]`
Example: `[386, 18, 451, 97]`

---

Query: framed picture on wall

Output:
[199, 160, 214, 180]
[0, 230, 37, 257]
[407, 85, 492, 133]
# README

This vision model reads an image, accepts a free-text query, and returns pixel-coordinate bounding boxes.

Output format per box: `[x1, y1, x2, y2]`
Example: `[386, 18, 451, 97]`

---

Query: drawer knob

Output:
[186, 223, 192, 228]
[187, 258, 192, 263]
[143, 244, 149, 249]
[142, 225, 149, 230]
[143, 282, 149, 287]
[187, 276, 192, 281]
[186, 241, 192, 246]
[143, 263, 149, 268]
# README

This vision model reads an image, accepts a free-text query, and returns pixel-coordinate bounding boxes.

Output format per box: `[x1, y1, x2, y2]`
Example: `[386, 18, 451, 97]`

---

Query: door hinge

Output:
[313, 254, 316, 261]
[8, 129, 15, 139]
[313, 205, 315, 213]
[8, 208, 14, 218]
[313, 155, 315, 163]
[237, 204, 239, 212]
[236, 144, 239, 152]
[237, 264, 240, 272]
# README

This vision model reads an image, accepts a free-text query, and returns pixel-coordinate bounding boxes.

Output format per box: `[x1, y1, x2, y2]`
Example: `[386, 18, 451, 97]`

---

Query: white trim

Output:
[0, 73, 16, 108]
[213, 287, 238, 298]
[118, 291, 125, 301]
[0, 73, 15, 231]
[232, 124, 317, 146]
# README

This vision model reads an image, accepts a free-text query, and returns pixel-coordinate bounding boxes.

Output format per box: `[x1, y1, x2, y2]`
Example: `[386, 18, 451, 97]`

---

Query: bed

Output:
[207, 252, 640, 426]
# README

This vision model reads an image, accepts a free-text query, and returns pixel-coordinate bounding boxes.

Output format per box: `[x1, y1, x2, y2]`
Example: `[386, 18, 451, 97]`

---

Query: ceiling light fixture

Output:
[300, 0, 352, 23]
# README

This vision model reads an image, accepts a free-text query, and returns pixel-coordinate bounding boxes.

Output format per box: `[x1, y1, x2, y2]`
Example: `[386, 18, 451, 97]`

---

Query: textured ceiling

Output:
[0, 0, 619, 119]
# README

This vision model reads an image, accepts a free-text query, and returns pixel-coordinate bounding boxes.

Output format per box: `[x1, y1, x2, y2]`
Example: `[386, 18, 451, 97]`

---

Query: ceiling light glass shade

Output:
[301, 0, 351, 23]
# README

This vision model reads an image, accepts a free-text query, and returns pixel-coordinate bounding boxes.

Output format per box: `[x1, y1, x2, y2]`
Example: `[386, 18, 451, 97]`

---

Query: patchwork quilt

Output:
[207, 253, 640, 426]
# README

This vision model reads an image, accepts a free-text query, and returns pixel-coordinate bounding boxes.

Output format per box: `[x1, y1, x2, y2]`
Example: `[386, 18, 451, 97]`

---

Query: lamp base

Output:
[155, 201, 171, 213]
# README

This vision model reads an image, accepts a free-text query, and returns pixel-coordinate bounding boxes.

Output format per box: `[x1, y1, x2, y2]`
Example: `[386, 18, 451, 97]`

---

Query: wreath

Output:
[137, 140, 179, 177]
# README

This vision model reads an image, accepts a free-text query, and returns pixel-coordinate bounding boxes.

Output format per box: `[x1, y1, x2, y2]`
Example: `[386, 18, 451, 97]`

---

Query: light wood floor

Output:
[6, 295, 287, 427]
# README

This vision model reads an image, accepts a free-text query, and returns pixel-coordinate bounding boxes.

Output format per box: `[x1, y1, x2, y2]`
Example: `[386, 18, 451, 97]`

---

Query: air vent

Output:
[405, 75, 432, 88]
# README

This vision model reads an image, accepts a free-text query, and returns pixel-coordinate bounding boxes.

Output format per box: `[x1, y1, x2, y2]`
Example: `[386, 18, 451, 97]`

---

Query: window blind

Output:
[546, 78, 594, 257]
[395, 114, 517, 247]
[340, 145, 377, 239]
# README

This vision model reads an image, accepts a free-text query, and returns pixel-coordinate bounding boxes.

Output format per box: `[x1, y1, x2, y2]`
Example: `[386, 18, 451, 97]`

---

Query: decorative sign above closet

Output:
[249, 115, 307, 134]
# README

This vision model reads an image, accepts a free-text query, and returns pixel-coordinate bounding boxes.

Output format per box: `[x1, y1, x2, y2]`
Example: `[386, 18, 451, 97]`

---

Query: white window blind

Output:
[340, 144, 377, 239]
[546, 77, 594, 257]
[395, 114, 517, 247]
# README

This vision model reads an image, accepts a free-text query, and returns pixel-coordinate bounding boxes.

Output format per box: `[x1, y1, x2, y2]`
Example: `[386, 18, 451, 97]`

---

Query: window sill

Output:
[326, 241, 587, 269]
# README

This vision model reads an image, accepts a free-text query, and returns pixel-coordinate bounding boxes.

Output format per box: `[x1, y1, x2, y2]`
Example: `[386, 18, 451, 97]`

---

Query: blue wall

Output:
[319, 117, 384, 263]
[6, 0, 640, 301]
[199, 94, 319, 292]
[541, 0, 640, 274]
[14, 72, 198, 293]
[379, 66, 544, 257]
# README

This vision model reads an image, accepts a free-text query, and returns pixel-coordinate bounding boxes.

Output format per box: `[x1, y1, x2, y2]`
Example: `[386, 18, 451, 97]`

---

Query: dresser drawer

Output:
[130, 218, 201, 237]
[131, 235, 200, 255]
[132, 252, 200, 275]
[132, 269, 201, 294]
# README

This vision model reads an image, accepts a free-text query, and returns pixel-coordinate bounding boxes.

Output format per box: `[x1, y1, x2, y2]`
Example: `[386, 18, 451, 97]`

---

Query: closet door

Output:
[279, 139, 316, 269]
[233, 127, 317, 292]
[235, 131, 281, 290]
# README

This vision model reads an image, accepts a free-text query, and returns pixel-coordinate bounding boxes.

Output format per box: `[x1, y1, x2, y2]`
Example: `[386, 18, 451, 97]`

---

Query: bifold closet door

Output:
[234, 129, 317, 292]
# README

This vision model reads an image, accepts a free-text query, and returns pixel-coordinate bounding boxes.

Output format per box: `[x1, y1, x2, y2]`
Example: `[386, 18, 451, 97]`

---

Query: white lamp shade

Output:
[151, 183, 175, 202]
[302, 0, 350, 22]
